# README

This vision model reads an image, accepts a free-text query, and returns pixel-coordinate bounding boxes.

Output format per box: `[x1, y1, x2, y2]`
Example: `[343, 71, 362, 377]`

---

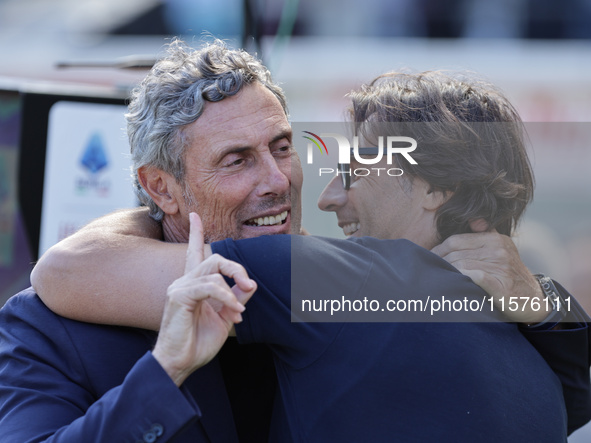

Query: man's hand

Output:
[431, 229, 549, 324]
[152, 213, 257, 386]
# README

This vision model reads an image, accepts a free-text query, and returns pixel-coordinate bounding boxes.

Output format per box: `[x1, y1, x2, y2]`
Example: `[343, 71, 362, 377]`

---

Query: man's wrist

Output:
[152, 347, 191, 387]
[523, 275, 567, 330]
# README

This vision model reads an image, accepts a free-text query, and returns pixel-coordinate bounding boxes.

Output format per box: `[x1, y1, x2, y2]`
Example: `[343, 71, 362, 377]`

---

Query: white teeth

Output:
[343, 222, 360, 236]
[247, 211, 288, 227]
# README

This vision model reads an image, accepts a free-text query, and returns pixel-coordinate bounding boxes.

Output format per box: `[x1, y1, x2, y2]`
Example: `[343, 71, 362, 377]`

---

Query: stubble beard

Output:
[183, 184, 295, 243]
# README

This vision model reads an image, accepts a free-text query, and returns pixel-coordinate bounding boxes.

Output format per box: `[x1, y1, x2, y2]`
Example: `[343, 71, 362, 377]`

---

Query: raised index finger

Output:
[186, 212, 205, 273]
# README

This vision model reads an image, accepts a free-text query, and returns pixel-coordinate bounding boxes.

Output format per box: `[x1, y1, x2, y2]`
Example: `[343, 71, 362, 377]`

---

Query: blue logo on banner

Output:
[76, 132, 111, 197]
[80, 133, 108, 173]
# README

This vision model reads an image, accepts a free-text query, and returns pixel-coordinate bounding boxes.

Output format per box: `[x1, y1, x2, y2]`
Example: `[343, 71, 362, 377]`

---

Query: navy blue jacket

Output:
[0, 290, 239, 442]
[220, 235, 591, 441]
[0, 235, 589, 441]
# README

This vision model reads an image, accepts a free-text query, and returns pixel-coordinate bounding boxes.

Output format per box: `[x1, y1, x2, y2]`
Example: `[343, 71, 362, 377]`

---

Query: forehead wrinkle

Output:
[184, 84, 289, 164]
[212, 109, 290, 155]
[258, 114, 292, 142]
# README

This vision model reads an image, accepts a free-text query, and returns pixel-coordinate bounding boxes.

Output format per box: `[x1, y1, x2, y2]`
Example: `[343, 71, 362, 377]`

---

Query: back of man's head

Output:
[127, 38, 288, 220]
[349, 70, 533, 240]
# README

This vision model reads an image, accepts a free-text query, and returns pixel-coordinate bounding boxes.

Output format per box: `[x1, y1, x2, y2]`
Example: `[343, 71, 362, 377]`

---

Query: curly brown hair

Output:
[348, 71, 533, 241]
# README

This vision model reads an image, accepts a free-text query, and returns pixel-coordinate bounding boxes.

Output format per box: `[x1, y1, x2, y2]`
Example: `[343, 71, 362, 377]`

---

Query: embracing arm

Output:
[431, 230, 550, 324]
[32, 207, 186, 330]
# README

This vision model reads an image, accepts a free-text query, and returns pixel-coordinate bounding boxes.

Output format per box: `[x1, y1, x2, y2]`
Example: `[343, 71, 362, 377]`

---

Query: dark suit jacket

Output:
[520, 282, 591, 434]
[0, 288, 238, 442]
[0, 282, 589, 441]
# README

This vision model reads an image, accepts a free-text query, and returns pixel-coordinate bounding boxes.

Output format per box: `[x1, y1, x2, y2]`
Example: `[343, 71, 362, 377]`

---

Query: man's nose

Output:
[256, 155, 290, 197]
[318, 175, 347, 212]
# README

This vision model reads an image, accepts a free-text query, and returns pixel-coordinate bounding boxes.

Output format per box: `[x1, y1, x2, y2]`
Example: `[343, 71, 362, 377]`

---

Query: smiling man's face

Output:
[166, 82, 302, 243]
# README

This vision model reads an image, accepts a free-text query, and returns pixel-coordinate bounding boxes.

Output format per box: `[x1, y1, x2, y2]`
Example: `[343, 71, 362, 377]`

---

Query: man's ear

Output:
[423, 185, 452, 212]
[137, 166, 181, 215]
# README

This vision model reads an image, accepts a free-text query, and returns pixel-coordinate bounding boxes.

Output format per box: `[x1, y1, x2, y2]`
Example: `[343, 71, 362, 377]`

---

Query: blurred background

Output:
[0, 1, 590, 439]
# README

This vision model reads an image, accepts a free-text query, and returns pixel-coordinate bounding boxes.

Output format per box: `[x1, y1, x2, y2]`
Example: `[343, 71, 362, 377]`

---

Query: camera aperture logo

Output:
[76, 132, 111, 197]
[302, 132, 418, 179]
[302, 131, 329, 156]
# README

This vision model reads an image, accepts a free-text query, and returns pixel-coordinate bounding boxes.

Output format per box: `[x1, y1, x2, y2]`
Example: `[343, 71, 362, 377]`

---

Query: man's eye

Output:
[225, 158, 244, 167]
[275, 144, 292, 154]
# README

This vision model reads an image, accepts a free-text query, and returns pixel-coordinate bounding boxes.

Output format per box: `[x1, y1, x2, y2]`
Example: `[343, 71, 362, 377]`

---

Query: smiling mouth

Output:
[245, 210, 289, 227]
[342, 222, 360, 236]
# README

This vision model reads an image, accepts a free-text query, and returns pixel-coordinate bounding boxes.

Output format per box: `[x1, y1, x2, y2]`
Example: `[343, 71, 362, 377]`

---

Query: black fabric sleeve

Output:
[520, 281, 591, 434]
